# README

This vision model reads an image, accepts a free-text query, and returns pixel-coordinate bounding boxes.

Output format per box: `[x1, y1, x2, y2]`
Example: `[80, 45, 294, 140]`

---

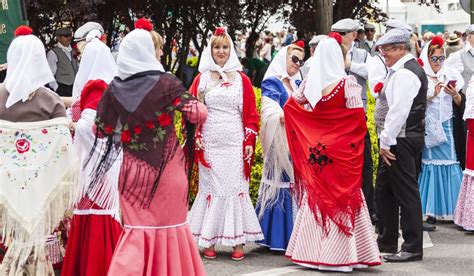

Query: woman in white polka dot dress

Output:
[188, 27, 263, 261]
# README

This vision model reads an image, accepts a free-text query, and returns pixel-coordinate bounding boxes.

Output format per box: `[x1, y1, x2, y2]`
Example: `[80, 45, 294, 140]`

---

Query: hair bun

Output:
[14, 25, 33, 37]
[135, 18, 153, 31]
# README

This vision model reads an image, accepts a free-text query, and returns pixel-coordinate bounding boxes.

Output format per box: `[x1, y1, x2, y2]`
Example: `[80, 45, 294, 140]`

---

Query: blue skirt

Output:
[256, 187, 293, 251]
[418, 119, 463, 218]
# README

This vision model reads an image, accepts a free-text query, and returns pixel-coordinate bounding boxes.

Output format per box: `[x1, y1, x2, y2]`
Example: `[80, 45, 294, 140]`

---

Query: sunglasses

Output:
[430, 55, 445, 63]
[291, 55, 304, 67]
[365, 29, 375, 33]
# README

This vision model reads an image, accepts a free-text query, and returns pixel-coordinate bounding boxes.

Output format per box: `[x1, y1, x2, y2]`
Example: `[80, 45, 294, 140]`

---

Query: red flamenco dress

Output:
[284, 77, 381, 272]
[61, 80, 123, 276]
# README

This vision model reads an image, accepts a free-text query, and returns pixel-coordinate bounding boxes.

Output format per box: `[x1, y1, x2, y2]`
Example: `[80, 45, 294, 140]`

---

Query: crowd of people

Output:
[0, 15, 472, 275]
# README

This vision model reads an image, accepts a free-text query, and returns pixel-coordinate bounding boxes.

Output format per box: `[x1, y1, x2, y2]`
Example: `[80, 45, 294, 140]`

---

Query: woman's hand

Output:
[244, 145, 254, 161]
[444, 84, 462, 106]
[69, 122, 76, 135]
[195, 137, 204, 150]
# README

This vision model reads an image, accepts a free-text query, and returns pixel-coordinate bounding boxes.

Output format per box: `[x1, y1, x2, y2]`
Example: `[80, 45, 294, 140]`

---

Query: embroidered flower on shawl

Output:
[134, 18, 153, 31]
[214, 27, 226, 36]
[16, 138, 31, 154]
[104, 126, 114, 135]
[157, 113, 172, 127]
[121, 129, 132, 144]
[146, 121, 155, 129]
[328, 32, 343, 45]
[14, 26, 33, 37]
[134, 125, 142, 135]
[41, 129, 48, 134]
[221, 82, 233, 87]
[308, 142, 332, 171]
[417, 58, 424, 67]
[374, 82, 384, 94]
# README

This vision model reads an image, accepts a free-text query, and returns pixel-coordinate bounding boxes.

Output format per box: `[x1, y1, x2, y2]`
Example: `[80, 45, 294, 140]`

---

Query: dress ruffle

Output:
[61, 214, 122, 276]
[454, 174, 474, 230]
[107, 224, 205, 276]
[285, 192, 381, 272]
[188, 193, 263, 248]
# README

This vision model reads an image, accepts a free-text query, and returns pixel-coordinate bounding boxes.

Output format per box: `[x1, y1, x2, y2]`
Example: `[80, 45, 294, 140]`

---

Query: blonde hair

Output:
[150, 30, 163, 50]
[287, 44, 305, 59]
[210, 34, 231, 48]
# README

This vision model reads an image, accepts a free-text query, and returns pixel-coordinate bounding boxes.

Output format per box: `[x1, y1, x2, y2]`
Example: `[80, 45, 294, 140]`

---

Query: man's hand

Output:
[380, 148, 396, 166]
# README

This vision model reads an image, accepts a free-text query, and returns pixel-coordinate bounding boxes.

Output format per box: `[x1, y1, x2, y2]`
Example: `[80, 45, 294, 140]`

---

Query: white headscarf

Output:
[420, 39, 464, 87]
[4, 35, 55, 108]
[303, 38, 345, 108]
[72, 30, 118, 99]
[263, 46, 302, 90]
[198, 32, 242, 82]
[116, 29, 164, 80]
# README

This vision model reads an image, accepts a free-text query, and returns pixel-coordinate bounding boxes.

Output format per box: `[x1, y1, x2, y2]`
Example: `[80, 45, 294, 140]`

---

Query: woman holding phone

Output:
[418, 36, 466, 227]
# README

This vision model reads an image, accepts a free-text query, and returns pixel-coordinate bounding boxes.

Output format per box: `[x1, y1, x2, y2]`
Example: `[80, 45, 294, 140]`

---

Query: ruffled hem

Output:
[419, 162, 463, 217]
[285, 193, 380, 268]
[61, 214, 122, 276]
[287, 258, 380, 272]
[454, 175, 474, 231]
[107, 224, 205, 276]
[188, 192, 263, 247]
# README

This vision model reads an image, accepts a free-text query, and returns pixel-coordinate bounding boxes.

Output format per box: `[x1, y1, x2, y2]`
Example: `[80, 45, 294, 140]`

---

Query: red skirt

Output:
[61, 214, 122, 276]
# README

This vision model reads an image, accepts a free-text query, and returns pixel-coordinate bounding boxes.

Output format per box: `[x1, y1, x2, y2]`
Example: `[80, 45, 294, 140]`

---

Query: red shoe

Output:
[231, 251, 245, 261]
[203, 248, 217, 259]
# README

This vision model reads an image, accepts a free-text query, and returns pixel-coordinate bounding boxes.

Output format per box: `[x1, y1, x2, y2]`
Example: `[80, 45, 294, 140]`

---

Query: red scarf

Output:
[189, 71, 259, 180]
[284, 82, 366, 236]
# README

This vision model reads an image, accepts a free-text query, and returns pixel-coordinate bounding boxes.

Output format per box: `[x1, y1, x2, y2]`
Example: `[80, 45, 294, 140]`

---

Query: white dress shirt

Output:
[348, 43, 371, 79]
[379, 54, 422, 150]
[445, 42, 474, 74]
[367, 54, 388, 98]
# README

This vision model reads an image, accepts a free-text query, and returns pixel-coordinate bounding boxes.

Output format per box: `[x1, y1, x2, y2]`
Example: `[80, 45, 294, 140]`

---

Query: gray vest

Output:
[349, 48, 369, 111]
[460, 50, 474, 92]
[374, 59, 427, 139]
[51, 47, 78, 86]
[359, 40, 377, 57]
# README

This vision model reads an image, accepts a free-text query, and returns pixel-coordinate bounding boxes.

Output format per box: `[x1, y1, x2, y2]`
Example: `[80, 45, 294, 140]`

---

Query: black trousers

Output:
[55, 83, 73, 97]
[362, 131, 374, 218]
[376, 137, 424, 254]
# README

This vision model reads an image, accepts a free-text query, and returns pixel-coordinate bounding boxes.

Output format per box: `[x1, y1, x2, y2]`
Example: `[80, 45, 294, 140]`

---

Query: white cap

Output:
[331, 18, 360, 32]
[376, 29, 411, 47]
[466, 25, 474, 35]
[385, 19, 412, 33]
[309, 35, 328, 46]
[74, 22, 104, 41]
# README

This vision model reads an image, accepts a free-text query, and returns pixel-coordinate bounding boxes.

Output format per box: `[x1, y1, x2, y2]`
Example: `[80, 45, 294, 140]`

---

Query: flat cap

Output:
[466, 25, 474, 35]
[385, 19, 412, 33]
[376, 28, 411, 47]
[55, 27, 72, 36]
[74, 22, 104, 41]
[331, 18, 360, 32]
[364, 23, 376, 30]
[309, 35, 328, 46]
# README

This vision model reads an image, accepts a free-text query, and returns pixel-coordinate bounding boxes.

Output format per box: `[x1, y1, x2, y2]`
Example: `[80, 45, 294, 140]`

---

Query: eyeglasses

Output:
[291, 55, 304, 67]
[379, 46, 399, 54]
[429, 55, 445, 63]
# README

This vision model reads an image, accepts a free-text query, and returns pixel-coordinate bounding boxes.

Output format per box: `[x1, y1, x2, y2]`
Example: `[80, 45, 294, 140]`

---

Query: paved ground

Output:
[202, 222, 474, 275]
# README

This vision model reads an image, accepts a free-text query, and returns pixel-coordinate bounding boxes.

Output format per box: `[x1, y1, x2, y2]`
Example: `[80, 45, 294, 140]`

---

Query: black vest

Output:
[402, 59, 427, 138]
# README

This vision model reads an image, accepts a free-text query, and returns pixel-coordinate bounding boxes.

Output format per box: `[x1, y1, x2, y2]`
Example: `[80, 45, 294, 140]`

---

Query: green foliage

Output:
[186, 57, 199, 68]
[249, 87, 263, 205]
[366, 91, 379, 185]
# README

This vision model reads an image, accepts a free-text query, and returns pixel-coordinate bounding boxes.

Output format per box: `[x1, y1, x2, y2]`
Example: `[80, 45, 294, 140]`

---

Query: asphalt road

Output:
[202, 222, 473, 275]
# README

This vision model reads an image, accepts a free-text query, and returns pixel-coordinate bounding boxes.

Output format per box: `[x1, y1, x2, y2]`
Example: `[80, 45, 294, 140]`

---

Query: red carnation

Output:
[293, 40, 305, 49]
[172, 97, 182, 107]
[121, 130, 132, 144]
[158, 113, 172, 127]
[374, 82, 384, 94]
[328, 32, 343, 45]
[14, 26, 33, 37]
[146, 121, 155, 129]
[104, 126, 114, 135]
[214, 27, 226, 36]
[135, 18, 153, 31]
[134, 125, 142, 135]
[430, 36, 444, 47]
[417, 58, 424, 67]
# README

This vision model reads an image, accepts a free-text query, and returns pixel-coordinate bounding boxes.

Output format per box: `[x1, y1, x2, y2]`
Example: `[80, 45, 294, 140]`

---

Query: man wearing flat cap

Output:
[446, 25, 474, 92]
[46, 27, 78, 97]
[332, 18, 375, 224]
[359, 23, 378, 56]
[374, 28, 427, 263]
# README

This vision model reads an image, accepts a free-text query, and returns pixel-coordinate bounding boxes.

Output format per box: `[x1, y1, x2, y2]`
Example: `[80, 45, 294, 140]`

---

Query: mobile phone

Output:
[446, 80, 457, 87]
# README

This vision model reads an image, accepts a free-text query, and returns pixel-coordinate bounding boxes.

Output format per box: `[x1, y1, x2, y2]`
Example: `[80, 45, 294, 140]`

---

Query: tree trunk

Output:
[314, 0, 333, 34]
